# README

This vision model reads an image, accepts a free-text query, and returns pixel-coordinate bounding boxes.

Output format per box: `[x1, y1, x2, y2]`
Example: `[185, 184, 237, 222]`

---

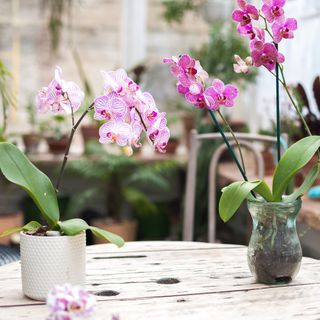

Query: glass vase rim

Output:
[247, 196, 301, 207]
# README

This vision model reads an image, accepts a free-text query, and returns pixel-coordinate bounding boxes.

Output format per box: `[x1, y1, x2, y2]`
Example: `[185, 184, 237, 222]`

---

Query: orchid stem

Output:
[208, 109, 249, 182]
[66, 92, 75, 127]
[275, 43, 281, 163]
[217, 109, 246, 175]
[55, 102, 95, 193]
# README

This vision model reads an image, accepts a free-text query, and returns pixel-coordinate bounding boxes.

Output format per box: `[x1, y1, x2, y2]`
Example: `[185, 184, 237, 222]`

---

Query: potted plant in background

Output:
[0, 66, 170, 300]
[67, 141, 170, 242]
[42, 115, 70, 154]
[0, 59, 16, 142]
[22, 100, 41, 154]
[164, 0, 319, 284]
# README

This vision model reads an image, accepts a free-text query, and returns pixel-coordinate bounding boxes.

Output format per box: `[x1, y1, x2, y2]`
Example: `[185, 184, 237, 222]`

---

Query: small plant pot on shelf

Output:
[46, 136, 69, 154]
[91, 218, 137, 244]
[20, 232, 86, 301]
[81, 125, 99, 144]
[22, 134, 41, 154]
[166, 138, 179, 155]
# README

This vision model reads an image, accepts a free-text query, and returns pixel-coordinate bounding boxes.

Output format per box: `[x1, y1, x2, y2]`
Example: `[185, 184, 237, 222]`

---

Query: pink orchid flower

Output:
[251, 42, 285, 71]
[94, 92, 127, 121]
[262, 0, 286, 23]
[147, 112, 168, 142]
[272, 18, 298, 44]
[233, 55, 253, 74]
[163, 55, 208, 108]
[185, 92, 207, 109]
[163, 54, 208, 84]
[46, 284, 96, 319]
[101, 68, 140, 100]
[237, 25, 266, 43]
[36, 66, 84, 114]
[232, 0, 259, 27]
[99, 120, 132, 147]
[204, 79, 238, 110]
[153, 127, 170, 153]
[249, 28, 265, 51]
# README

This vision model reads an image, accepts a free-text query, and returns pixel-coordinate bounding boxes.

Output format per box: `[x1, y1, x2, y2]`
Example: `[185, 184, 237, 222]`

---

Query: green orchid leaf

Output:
[0, 221, 41, 237]
[0, 143, 60, 227]
[272, 136, 320, 201]
[253, 180, 274, 202]
[219, 180, 271, 222]
[89, 226, 124, 248]
[58, 218, 89, 236]
[285, 162, 320, 202]
[59, 218, 124, 247]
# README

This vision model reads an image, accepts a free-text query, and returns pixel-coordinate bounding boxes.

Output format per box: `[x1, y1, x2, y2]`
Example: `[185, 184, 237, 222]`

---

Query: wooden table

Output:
[1, 241, 320, 319]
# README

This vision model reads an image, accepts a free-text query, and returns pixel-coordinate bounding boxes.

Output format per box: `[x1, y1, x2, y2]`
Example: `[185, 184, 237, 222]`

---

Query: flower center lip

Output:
[101, 110, 111, 120]
[217, 95, 226, 103]
[242, 14, 251, 25]
[272, 6, 280, 15]
[187, 67, 197, 76]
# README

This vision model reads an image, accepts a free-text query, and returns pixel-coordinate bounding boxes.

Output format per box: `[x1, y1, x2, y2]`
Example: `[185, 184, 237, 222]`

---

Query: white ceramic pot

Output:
[20, 232, 86, 301]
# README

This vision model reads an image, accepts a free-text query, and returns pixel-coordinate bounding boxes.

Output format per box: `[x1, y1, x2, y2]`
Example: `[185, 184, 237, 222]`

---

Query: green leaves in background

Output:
[0, 143, 59, 227]
[58, 218, 124, 247]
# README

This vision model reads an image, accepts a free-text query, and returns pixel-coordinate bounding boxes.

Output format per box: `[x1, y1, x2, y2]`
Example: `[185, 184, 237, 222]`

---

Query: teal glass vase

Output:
[247, 197, 302, 284]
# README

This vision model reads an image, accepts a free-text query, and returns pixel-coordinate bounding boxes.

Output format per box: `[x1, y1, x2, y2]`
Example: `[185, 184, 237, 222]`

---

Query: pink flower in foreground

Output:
[272, 18, 298, 43]
[262, 0, 286, 23]
[232, 0, 259, 27]
[204, 79, 238, 110]
[99, 120, 132, 147]
[36, 66, 84, 114]
[251, 42, 285, 71]
[233, 55, 253, 74]
[46, 284, 96, 319]
[94, 93, 127, 121]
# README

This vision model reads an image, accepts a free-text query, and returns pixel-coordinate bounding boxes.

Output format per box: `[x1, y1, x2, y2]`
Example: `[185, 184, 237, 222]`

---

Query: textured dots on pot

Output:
[94, 290, 120, 296]
[156, 278, 180, 284]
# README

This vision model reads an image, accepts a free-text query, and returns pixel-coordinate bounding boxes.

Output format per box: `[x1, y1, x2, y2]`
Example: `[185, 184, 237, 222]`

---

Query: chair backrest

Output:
[183, 129, 287, 242]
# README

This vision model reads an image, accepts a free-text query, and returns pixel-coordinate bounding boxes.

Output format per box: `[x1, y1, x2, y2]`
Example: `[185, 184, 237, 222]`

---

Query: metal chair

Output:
[183, 129, 287, 242]
[0, 245, 20, 266]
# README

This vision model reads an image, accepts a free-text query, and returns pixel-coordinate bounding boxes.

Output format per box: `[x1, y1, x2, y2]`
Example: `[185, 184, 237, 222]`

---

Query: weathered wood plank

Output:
[2, 283, 320, 319]
[1, 242, 320, 319]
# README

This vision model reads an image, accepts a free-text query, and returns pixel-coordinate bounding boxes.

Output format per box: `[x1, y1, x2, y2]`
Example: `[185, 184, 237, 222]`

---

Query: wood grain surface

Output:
[1, 241, 320, 319]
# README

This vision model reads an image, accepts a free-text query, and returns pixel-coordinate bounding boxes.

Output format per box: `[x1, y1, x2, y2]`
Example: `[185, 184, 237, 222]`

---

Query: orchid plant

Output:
[0, 66, 170, 245]
[164, 0, 320, 224]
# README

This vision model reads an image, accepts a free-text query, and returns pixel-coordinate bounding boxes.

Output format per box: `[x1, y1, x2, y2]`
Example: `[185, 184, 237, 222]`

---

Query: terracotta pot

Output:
[91, 219, 138, 244]
[0, 212, 23, 245]
[262, 148, 275, 176]
[46, 136, 69, 154]
[166, 138, 179, 155]
[295, 154, 320, 187]
[22, 134, 41, 154]
[81, 125, 99, 144]
[20, 232, 86, 301]
[182, 113, 195, 149]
